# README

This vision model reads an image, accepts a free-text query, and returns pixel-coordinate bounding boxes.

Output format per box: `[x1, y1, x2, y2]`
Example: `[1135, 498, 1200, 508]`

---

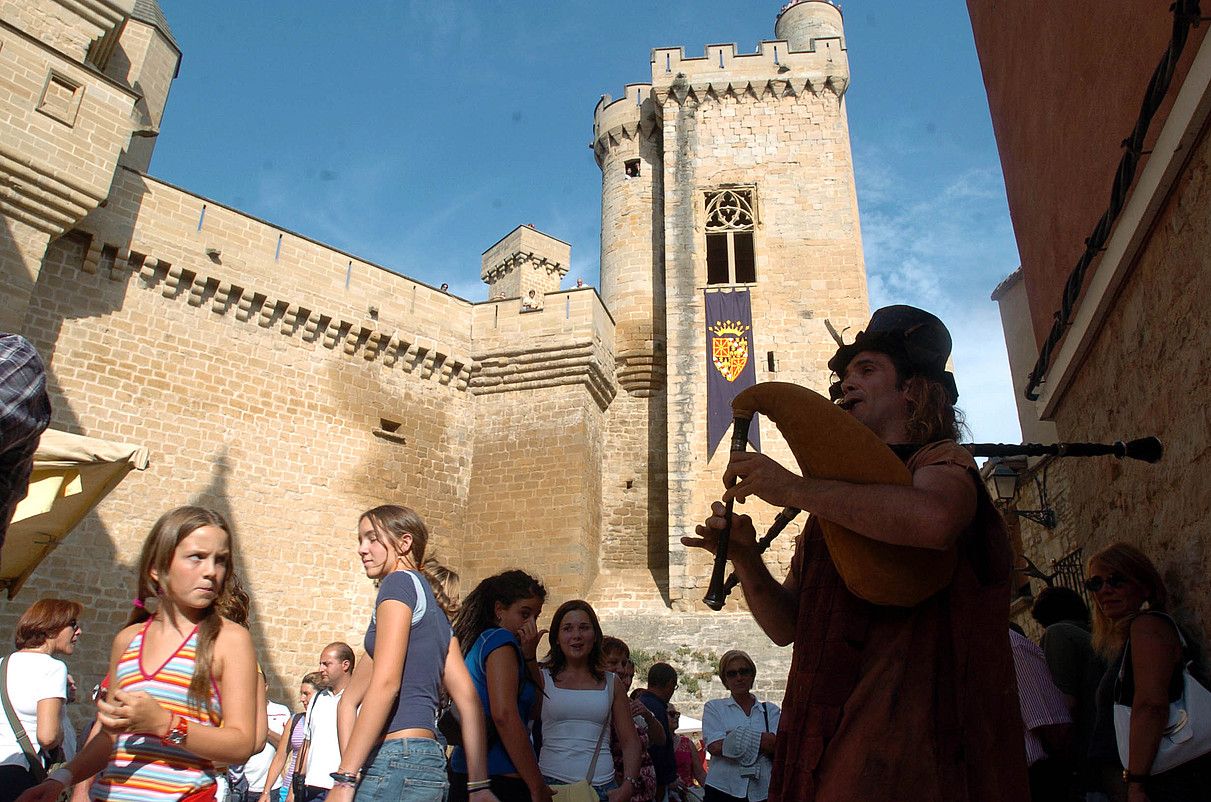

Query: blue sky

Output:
[154, 0, 1024, 446]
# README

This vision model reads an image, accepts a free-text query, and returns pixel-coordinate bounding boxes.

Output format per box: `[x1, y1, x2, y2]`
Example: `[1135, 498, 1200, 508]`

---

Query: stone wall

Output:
[594, 89, 669, 604]
[106, 17, 180, 173]
[464, 290, 614, 602]
[2, 222, 478, 707]
[0, 170, 618, 706]
[0, 1, 131, 63]
[1046, 124, 1211, 639]
[598, 610, 791, 719]
[0, 17, 138, 327]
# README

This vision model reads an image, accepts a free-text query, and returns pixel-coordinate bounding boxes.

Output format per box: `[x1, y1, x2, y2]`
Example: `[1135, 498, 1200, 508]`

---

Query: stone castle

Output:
[1, 0, 868, 709]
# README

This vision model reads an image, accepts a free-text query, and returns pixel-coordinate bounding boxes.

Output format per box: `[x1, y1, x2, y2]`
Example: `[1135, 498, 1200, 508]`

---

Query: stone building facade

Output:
[971, 1, 1211, 636]
[1, 0, 868, 711]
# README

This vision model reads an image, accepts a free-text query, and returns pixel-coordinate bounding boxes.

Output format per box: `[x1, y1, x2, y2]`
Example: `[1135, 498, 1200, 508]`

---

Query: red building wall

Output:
[966, 0, 1206, 345]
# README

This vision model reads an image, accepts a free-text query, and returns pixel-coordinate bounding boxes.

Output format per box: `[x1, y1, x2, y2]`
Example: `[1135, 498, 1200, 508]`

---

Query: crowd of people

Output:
[3, 305, 1211, 802]
[5, 508, 1208, 802]
[0, 502, 775, 802]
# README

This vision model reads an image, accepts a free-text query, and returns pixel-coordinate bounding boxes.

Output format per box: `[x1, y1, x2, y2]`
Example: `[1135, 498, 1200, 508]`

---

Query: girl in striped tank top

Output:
[17, 507, 261, 802]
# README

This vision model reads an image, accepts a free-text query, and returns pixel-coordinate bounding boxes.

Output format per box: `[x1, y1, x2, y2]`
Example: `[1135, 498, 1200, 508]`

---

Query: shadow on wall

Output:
[187, 448, 291, 714]
[0, 229, 139, 728]
[646, 389, 671, 604]
[321, 354, 467, 579]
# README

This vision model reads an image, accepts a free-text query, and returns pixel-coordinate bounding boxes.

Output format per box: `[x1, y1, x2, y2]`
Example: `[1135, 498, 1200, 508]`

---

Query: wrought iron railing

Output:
[1019, 547, 1089, 606]
[1050, 548, 1090, 606]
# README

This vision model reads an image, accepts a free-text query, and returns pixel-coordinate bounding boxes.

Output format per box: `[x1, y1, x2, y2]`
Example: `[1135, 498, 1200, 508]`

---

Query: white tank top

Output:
[538, 669, 615, 785]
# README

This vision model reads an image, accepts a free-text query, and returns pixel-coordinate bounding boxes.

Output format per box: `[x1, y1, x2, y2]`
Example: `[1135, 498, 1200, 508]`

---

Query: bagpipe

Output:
[702, 382, 1163, 610]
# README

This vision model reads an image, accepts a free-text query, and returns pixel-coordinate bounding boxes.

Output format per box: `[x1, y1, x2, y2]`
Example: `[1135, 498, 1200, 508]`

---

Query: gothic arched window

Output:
[704, 188, 756, 284]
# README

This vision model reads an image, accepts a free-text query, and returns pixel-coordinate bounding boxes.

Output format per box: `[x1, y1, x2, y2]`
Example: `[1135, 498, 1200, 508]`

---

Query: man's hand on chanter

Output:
[722, 452, 805, 508]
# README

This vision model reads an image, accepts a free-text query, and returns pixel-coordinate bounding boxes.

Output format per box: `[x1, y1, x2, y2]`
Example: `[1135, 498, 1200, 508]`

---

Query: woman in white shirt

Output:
[701, 651, 779, 802]
[537, 600, 641, 802]
[0, 598, 81, 802]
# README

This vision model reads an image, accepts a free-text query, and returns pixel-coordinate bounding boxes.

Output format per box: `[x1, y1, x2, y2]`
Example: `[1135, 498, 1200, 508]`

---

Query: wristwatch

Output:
[162, 714, 189, 746]
[1122, 769, 1149, 784]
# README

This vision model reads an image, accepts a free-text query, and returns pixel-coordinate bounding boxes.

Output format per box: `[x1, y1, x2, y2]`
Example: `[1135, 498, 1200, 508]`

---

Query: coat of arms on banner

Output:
[710, 319, 751, 382]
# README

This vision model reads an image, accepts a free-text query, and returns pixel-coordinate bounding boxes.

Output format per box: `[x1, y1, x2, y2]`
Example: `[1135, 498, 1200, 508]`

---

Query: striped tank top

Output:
[94, 619, 222, 802]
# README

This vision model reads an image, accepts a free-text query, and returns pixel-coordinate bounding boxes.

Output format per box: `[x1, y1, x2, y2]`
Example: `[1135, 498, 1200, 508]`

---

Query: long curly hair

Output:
[128, 506, 243, 718]
[900, 374, 966, 444]
[453, 570, 546, 656]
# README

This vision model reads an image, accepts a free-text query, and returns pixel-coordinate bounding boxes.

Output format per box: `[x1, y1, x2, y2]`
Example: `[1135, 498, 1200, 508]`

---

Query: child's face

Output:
[158, 525, 230, 609]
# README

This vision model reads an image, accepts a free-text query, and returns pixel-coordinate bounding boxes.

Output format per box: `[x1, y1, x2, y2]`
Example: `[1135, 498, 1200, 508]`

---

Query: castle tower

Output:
[594, 85, 665, 395]
[774, 0, 846, 52]
[480, 224, 570, 301]
[589, 82, 671, 604]
[0, 0, 141, 330]
[594, 0, 870, 610]
[108, 0, 182, 172]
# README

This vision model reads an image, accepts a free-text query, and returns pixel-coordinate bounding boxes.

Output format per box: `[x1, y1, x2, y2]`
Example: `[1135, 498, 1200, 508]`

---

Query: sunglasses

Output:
[1084, 574, 1130, 593]
[725, 668, 754, 679]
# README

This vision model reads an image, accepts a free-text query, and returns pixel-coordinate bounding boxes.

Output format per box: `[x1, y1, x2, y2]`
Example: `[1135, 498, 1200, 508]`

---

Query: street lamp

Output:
[990, 464, 1057, 529]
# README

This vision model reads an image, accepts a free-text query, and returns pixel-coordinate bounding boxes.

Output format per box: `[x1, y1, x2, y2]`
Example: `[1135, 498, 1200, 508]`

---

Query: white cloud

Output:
[855, 147, 1024, 447]
[947, 304, 1023, 448]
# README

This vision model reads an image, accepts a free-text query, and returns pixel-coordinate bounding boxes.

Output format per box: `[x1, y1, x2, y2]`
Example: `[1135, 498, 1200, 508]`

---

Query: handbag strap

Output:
[1117, 612, 1193, 681]
[1115, 611, 1201, 706]
[761, 701, 769, 733]
[584, 672, 614, 782]
[0, 655, 49, 781]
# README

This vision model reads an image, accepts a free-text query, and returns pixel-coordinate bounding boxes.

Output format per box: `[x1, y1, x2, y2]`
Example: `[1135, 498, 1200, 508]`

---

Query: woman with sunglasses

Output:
[1085, 543, 1211, 802]
[701, 651, 779, 802]
[0, 599, 82, 802]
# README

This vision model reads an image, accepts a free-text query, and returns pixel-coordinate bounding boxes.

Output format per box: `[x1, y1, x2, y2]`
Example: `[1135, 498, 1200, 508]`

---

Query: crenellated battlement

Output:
[650, 37, 847, 99]
[592, 83, 660, 154]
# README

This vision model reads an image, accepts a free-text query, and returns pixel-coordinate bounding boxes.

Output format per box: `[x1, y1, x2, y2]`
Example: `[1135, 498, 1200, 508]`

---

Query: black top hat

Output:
[827, 305, 959, 403]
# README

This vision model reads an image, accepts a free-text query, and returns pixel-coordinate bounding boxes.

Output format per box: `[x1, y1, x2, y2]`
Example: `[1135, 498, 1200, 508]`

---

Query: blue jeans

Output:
[356, 738, 448, 802]
[543, 775, 618, 802]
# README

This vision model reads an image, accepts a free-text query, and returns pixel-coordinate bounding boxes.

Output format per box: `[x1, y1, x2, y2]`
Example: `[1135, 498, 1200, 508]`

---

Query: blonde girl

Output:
[18, 506, 260, 802]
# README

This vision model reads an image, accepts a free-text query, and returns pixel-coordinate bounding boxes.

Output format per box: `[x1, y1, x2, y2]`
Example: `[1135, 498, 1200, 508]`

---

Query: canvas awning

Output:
[1, 429, 149, 599]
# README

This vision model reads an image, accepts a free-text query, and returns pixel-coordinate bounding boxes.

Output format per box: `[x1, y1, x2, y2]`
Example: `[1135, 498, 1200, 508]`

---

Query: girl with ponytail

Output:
[448, 571, 550, 802]
[331, 505, 497, 802]
[18, 506, 260, 802]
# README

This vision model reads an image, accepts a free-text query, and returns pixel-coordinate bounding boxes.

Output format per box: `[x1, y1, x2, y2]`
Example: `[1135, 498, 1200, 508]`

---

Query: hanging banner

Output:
[705, 289, 760, 459]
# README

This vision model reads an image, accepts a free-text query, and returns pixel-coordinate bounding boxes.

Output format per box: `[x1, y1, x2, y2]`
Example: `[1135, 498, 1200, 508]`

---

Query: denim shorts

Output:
[543, 775, 618, 802]
[356, 738, 448, 802]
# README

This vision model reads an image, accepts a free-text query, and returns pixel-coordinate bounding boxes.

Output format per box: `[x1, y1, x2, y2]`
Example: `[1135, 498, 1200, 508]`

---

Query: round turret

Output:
[774, 0, 844, 51]
[594, 90, 664, 395]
